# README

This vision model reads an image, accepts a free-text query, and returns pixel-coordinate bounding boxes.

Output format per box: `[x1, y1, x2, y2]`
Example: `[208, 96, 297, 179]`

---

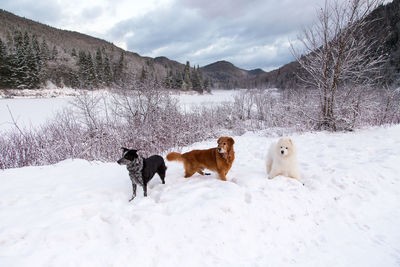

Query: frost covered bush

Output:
[0, 82, 228, 169]
[1, 84, 399, 169]
[232, 87, 400, 132]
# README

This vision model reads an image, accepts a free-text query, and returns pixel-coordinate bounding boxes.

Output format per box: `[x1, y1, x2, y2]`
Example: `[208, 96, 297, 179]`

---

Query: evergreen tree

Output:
[78, 50, 89, 88]
[0, 38, 10, 88]
[31, 34, 42, 86]
[51, 45, 58, 60]
[164, 69, 173, 88]
[38, 39, 49, 83]
[24, 32, 40, 88]
[11, 30, 29, 88]
[203, 78, 211, 93]
[113, 51, 124, 84]
[182, 61, 192, 91]
[86, 53, 97, 89]
[40, 39, 50, 61]
[173, 70, 183, 89]
[191, 66, 203, 93]
[6, 31, 13, 52]
[140, 66, 147, 82]
[103, 55, 112, 87]
[95, 48, 103, 86]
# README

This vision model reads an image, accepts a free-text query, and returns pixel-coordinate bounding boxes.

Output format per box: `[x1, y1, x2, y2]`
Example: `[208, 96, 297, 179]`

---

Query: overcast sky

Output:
[3, 0, 337, 71]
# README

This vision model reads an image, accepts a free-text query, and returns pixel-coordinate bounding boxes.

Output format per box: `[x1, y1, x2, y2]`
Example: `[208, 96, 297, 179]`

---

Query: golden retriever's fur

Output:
[166, 137, 235, 181]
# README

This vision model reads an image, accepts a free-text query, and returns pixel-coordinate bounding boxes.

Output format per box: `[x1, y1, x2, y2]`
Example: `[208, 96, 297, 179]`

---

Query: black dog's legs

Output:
[143, 183, 148, 197]
[129, 183, 137, 202]
[157, 165, 166, 184]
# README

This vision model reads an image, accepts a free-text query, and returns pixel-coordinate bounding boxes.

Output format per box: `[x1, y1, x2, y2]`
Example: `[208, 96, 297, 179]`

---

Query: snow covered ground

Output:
[1, 125, 400, 267]
[0, 97, 74, 132]
[170, 89, 239, 111]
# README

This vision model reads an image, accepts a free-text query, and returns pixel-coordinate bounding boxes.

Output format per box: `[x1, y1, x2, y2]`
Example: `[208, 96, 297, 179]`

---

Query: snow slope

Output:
[1, 125, 400, 267]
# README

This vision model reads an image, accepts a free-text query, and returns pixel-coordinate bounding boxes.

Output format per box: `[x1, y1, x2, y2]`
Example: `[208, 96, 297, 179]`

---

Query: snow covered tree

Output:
[86, 53, 97, 89]
[23, 32, 40, 88]
[40, 39, 50, 61]
[0, 37, 10, 88]
[191, 66, 203, 93]
[71, 48, 77, 57]
[140, 66, 147, 82]
[95, 48, 103, 85]
[173, 70, 183, 89]
[51, 45, 58, 60]
[31, 34, 42, 86]
[113, 51, 125, 85]
[164, 69, 173, 89]
[203, 78, 211, 93]
[103, 55, 113, 87]
[182, 61, 192, 91]
[10, 30, 30, 88]
[292, 0, 386, 131]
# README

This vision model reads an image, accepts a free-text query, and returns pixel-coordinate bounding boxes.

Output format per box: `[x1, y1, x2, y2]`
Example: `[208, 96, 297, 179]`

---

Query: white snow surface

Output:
[1, 125, 400, 267]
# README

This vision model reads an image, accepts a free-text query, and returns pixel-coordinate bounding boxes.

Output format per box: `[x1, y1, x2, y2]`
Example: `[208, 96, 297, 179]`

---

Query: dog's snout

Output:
[218, 147, 222, 152]
[281, 150, 284, 155]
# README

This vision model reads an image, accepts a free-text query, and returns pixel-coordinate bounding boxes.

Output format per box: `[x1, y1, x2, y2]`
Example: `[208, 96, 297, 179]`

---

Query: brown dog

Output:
[166, 137, 235, 181]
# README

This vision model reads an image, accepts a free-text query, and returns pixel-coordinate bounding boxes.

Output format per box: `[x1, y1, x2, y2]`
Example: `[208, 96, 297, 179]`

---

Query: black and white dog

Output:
[117, 147, 167, 201]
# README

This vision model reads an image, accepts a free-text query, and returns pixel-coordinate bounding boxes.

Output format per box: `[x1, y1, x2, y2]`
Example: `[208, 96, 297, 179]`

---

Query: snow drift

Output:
[1, 125, 400, 266]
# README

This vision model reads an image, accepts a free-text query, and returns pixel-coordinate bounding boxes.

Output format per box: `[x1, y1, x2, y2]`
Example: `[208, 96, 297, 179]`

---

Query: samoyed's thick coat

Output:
[266, 137, 301, 181]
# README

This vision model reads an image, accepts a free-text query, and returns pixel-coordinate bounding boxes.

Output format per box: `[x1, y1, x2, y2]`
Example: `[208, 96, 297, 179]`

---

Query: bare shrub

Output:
[291, 0, 387, 131]
[0, 81, 234, 169]
[1, 84, 399, 170]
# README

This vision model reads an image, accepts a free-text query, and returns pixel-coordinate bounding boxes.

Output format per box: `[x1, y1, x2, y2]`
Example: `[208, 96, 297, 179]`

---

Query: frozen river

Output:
[0, 90, 240, 132]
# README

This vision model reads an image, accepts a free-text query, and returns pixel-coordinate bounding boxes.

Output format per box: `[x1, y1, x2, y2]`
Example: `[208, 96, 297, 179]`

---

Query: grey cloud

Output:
[105, 0, 325, 70]
[2, 0, 328, 71]
[81, 6, 104, 20]
[177, 0, 258, 19]
[2, 0, 63, 25]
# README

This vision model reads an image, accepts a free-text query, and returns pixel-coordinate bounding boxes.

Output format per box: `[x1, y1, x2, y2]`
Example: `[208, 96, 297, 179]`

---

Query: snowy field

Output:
[170, 89, 239, 111]
[0, 89, 240, 132]
[0, 97, 74, 132]
[1, 125, 400, 266]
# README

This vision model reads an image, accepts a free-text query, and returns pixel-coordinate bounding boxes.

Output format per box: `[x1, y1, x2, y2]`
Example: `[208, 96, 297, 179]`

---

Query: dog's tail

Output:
[166, 152, 183, 162]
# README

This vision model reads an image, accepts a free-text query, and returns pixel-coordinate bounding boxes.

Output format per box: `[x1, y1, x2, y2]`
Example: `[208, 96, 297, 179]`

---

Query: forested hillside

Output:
[256, 0, 400, 89]
[0, 9, 210, 92]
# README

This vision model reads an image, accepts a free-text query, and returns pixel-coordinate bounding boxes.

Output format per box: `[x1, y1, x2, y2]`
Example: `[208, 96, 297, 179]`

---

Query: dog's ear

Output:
[289, 139, 293, 145]
[227, 137, 235, 145]
[121, 147, 129, 153]
[217, 137, 222, 143]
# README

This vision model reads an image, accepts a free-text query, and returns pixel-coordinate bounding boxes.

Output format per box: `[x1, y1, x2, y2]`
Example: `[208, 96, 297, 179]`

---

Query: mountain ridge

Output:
[0, 9, 270, 90]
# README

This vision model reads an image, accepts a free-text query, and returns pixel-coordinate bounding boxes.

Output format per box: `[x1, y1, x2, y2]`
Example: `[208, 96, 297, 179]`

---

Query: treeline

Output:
[75, 48, 125, 89]
[163, 61, 211, 93]
[0, 31, 51, 89]
[0, 30, 210, 92]
[0, 30, 130, 89]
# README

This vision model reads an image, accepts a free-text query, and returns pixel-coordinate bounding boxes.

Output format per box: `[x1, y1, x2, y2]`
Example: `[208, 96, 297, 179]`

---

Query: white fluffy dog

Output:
[266, 137, 301, 182]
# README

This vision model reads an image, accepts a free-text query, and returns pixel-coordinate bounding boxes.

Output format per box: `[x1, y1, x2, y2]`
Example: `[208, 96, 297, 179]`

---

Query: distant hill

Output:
[3, 0, 398, 91]
[0, 9, 173, 88]
[201, 61, 266, 89]
[0, 9, 268, 91]
[0, 9, 214, 91]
